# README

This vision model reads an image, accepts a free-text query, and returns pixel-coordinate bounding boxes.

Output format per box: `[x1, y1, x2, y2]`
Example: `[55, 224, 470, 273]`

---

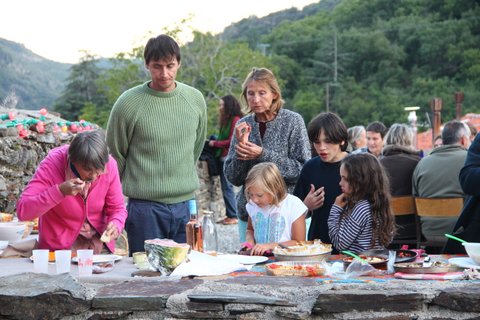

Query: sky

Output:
[1, 0, 319, 64]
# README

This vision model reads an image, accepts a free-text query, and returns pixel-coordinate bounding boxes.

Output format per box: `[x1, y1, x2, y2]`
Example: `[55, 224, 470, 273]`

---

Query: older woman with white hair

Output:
[380, 123, 422, 243]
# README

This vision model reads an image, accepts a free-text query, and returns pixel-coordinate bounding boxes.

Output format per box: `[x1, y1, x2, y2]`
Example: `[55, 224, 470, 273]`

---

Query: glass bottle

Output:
[202, 210, 218, 255]
[186, 199, 203, 252]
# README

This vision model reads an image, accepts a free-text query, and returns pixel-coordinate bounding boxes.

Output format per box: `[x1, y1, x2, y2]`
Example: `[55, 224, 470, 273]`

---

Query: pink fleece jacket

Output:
[16, 145, 127, 253]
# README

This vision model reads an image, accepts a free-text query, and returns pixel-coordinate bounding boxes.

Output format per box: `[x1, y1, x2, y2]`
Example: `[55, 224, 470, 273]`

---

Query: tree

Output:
[53, 52, 106, 121]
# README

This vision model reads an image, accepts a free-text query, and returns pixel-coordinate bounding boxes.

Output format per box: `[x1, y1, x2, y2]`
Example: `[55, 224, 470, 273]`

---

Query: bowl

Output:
[343, 255, 388, 270]
[0, 222, 28, 242]
[274, 251, 331, 262]
[463, 242, 480, 265]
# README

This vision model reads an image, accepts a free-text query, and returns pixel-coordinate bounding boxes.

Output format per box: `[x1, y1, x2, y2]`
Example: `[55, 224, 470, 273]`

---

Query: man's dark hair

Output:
[366, 121, 387, 138]
[144, 34, 181, 65]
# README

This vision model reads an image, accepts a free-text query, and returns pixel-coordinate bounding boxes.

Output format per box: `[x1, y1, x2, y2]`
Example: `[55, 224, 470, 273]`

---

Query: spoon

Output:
[445, 233, 467, 244]
[341, 250, 367, 263]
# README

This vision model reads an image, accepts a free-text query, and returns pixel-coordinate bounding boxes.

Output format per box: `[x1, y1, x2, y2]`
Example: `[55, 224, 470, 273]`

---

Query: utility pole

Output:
[326, 30, 338, 112]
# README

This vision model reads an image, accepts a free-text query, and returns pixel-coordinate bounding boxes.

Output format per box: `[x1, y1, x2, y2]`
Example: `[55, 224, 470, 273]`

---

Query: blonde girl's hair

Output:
[340, 153, 396, 247]
[244, 162, 287, 207]
[241, 67, 284, 115]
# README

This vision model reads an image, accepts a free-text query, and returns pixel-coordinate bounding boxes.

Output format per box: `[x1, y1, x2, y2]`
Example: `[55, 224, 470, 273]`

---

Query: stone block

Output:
[0, 273, 91, 319]
[313, 291, 424, 314]
[433, 286, 480, 312]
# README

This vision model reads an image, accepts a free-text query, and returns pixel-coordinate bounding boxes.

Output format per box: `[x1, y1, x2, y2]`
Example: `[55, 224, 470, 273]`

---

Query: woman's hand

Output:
[59, 178, 85, 196]
[235, 122, 251, 144]
[104, 222, 120, 241]
[208, 140, 215, 147]
[303, 184, 325, 211]
[334, 193, 347, 208]
[235, 141, 263, 161]
[251, 243, 276, 256]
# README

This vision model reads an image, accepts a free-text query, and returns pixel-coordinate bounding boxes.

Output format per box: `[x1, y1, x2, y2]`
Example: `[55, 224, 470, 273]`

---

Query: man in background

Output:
[412, 120, 471, 249]
[353, 121, 387, 157]
[106, 34, 207, 254]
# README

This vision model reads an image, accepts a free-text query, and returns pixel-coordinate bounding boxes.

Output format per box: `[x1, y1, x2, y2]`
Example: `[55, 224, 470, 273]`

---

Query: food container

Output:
[359, 248, 418, 263]
[462, 243, 480, 265]
[343, 255, 388, 270]
[393, 261, 459, 274]
[273, 241, 332, 262]
[265, 261, 326, 277]
[274, 251, 331, 262]
[0, 222, 28, 242]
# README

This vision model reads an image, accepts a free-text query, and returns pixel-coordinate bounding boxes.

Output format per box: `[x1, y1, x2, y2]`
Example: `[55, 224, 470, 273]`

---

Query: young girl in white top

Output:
[328, 153, 396, 253]
[243, 162, 308, 256]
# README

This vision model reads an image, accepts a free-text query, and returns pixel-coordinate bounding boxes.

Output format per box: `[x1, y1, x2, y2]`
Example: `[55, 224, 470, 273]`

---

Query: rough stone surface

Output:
[433, 285, 480, 312]
[0, 273, 92, 319]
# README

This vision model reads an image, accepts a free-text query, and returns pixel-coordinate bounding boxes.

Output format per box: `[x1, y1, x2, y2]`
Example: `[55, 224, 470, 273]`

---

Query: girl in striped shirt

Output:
[328, 153, 396, 253]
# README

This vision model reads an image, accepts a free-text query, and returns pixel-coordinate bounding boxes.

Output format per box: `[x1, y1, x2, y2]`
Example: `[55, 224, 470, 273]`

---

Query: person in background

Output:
[106, 34, 207, 254]
[293, 112, 348, 245]
[412, 120, 471, 248]
[328, 153, 396, 253]
[17, 130, 127, 254]
[347, 125, 367, 152]
[433, 134, 443, 148]
[353, 121, 387, 157]
[380, 124, 421, 244]
[445, 133, 480, 253]
[209, 95, 244, 225]
[466, 122, 478, 142]
[224, 67, 311, 243]
[241, 162, 307, 256]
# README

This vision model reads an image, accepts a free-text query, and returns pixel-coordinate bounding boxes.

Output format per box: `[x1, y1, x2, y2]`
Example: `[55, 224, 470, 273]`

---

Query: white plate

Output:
[220, 254, 268, 265]
[72, 254, 122, 264]
[449, 257, 480, 270]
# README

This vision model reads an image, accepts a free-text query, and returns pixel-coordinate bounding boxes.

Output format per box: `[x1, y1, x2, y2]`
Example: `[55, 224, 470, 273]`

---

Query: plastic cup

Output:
[32, 249, 49, 273]
[77, 249, 93, 276]
[55, 250, 72, 274]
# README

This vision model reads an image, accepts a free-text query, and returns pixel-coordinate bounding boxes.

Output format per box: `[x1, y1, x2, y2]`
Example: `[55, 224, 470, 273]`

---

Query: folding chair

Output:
[389, 195, 422, 249]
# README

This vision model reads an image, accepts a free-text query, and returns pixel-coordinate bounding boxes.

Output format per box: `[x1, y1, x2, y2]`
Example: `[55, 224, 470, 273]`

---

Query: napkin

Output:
[0, 238, 37, 258]
[171, 251, 248, 277]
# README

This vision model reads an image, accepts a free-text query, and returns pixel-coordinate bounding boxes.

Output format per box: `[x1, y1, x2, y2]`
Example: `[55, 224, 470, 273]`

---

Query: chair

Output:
[389, 196, 422, 249]
[414, 197, 464, 250]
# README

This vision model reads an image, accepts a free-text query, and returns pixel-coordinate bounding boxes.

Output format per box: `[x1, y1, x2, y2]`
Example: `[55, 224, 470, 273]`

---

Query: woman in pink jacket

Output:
[17, 130, 127, 254]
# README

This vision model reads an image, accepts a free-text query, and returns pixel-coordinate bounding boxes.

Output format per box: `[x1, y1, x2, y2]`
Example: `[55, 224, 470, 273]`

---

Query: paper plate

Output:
[449, 257, 480, 270]
[220, 254, 268, 265]
[72, 254, 122, 264]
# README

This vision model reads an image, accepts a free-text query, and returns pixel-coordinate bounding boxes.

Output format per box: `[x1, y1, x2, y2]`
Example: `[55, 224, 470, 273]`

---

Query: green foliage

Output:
[50, 0, 480, 132]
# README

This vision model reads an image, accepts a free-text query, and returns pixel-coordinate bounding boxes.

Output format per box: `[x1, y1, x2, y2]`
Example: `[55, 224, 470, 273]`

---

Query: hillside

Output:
[0, 38, 70, 110]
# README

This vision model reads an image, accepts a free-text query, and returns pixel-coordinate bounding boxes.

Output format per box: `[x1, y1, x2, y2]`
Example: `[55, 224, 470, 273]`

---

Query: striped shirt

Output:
[328, 200, 379, 253]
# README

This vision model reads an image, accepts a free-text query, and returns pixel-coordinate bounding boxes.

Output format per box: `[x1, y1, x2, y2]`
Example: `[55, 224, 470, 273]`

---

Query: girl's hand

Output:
[251, 243, 276, 256]
[208, 140, 215, 147]
[334, 193, 347, 208]
[304, 184, 325, 211]
[59, 178, 85, 196]
[235, 122, 251, 144]
[236, 141, 262, 161]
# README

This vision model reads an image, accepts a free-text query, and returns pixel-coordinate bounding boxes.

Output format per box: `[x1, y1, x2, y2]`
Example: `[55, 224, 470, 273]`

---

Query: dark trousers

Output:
[126, 198, 190, 255]
[219, 160, 237, 219]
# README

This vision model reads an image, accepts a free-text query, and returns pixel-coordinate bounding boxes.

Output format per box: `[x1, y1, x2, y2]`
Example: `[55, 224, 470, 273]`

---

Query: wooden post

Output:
[455, 92, 464, 120]
[431, 98, 442, 142]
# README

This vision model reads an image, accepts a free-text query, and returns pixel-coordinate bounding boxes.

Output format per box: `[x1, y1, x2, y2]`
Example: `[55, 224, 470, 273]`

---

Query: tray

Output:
[274, 251, 331, 262]
[265, 261, 326, 277]
[359, 249, 418, 263]
[394, 262, 459, 274]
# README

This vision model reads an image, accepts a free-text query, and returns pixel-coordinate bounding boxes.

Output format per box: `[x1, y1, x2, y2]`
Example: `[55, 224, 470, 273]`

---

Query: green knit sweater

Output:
[106, 81, 207, 204]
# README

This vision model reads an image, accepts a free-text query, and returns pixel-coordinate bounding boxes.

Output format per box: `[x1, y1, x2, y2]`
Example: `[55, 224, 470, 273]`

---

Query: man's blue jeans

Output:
[126, 198, 189, 255]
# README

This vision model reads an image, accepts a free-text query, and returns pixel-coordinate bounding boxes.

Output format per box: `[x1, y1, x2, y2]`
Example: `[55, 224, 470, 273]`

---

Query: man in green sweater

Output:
[106, 34, 207, 254]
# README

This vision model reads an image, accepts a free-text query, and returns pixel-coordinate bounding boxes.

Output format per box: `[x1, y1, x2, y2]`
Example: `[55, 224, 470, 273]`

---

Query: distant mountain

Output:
[0, 38, 70, 110]
[220, 0, 340, 47]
